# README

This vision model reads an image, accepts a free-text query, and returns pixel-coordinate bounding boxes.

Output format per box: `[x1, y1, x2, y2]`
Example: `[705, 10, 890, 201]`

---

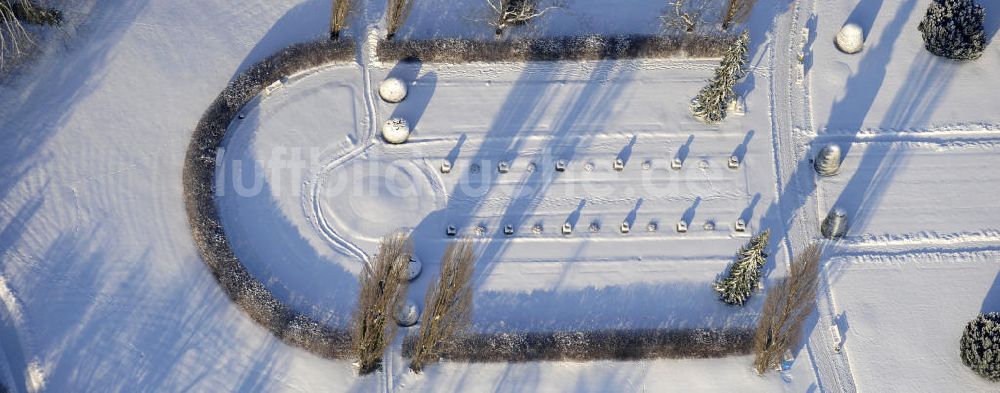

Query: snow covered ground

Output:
[1, 0, 999, 391]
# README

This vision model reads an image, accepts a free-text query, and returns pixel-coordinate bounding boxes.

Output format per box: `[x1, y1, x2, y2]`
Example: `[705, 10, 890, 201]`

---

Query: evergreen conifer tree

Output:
[917, 0, 986, 61]
[691, 30, 750, 123]
[714, 229, 769, 306]
[960, 312, 1000, 381]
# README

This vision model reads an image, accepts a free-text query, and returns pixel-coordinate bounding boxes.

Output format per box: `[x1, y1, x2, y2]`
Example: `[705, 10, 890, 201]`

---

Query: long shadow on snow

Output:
[0, 195, 45, 393]
[757, 0, 917, 282]
[28, 228, 294, 392]
[0, 1, 149, 205]
[473, 281, 758, 333]
[797, 1, 964, 359]
[232, 0, 331, 78]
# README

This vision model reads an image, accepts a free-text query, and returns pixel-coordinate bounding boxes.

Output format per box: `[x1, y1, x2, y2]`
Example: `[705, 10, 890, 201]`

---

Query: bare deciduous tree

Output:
[385, 0, 414, 40]
[663, 0, 710, 33]
[752, 244, 821, 374]
[486, 0, 559, 36]
[721, 0, 756, 30]
[1, 0, 33, 68]
[1, 0, 61, 69]
[409, 238, 476, 373]
[352, 232, 412, 375]
[330, 0, 353, 40]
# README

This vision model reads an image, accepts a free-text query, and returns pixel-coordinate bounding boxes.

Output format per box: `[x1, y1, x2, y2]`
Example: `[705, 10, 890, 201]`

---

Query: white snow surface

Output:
[0, 0, 998, 392]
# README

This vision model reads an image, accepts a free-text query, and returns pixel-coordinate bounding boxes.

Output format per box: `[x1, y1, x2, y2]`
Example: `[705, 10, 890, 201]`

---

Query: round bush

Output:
[396, 300, 420, 327]
[960, 312, 1000, 381]
[379, 77, 408, 103]
[835, 24, 864, 54]
[382, 117, 410, 144]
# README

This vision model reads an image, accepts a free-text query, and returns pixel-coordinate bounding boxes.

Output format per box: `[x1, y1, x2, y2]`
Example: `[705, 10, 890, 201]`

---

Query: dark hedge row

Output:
[376, 34, 735, 63]
[402, 328, 754, 362]
[182, 39, 356, 358]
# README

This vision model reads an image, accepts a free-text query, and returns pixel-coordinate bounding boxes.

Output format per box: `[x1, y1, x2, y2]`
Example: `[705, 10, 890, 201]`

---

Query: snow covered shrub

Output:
[835, 24, 864, 54]
[376, 34, 732, 63]
[753, 244, 821, 374]
[409, 239, 476, 373]
[918, 0, 986, 61]
[960, 312, 1000, 381]
[691, 30, 749, 123]
[385, 0, 413, 39]
[404, 328, 754, 362]
[352, 232, 412, 375]
[714, 229, 769, 306]
[330, 0, 353, 40]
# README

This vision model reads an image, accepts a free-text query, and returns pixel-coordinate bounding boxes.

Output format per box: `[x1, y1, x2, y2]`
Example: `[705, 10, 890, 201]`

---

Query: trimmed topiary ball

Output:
[960, 312, 1000, 381]
[917, 0, 986, 61]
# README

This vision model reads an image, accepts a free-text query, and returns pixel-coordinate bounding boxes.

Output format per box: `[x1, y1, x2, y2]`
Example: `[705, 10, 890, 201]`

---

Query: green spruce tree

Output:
[691, 30, 750, 124]
[917, 0, 986, 61]
[714, 229, 769, 306]
[960, 312, 1000, 381]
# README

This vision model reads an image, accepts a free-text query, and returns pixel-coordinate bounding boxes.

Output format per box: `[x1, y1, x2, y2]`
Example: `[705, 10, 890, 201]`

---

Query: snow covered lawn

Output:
[827, 250, 1000, 392]
[810, 0, 1000, 133]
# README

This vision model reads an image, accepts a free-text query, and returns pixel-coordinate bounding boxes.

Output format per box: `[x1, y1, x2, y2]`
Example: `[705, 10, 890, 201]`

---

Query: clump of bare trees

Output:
[385, 0, 414, 40]
[752, 244, 821, 374]
[329, 0, 353, 40]
[352, 232, 412, 375]
[663, 0, 755, 33]
[663, 0, 709, 33]
[1, 0, 61, 69]
[409, 238, 476, 373]
[721, 0, 755, 30]
[487, 0, 559, 36]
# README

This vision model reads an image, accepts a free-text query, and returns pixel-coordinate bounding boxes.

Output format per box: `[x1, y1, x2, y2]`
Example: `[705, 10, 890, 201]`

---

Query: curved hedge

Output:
[185, 37, 755, 364]
[183, 39, 356, 358]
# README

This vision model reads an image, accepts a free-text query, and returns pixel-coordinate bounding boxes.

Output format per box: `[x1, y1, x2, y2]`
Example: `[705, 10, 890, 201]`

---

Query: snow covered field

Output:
[1, 0, 999, 392]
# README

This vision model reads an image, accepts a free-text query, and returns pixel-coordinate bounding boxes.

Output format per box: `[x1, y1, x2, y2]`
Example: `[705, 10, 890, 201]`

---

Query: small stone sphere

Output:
[382, 117, 410, 144]
[836, 24, 864, 54]
[396, 300, 420, 327]
[407, 257, 422, 281]
[379, 77, 408, 103]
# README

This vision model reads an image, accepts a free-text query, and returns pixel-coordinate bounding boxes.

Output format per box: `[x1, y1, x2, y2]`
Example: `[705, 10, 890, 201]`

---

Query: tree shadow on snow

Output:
[472, 281, 760, 333]
[232, 0, 333, 77]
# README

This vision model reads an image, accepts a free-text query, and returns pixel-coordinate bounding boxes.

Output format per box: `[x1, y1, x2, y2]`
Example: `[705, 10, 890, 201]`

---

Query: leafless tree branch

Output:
[752, 244, 821, 374]
[722, 0, 756, 30]
[385, 0, 414, 40]
[330, 0, 353, 40]
[409, 238, 476, 373]
[486, 0, 560, 36]
[352, 232, 412, 375]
